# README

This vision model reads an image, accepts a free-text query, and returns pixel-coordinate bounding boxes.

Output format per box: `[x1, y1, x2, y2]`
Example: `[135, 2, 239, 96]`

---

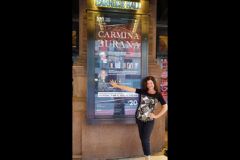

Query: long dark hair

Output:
[142, 76, 159, 92]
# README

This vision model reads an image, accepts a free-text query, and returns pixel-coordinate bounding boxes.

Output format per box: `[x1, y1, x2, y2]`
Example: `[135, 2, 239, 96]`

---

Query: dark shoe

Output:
[164, 148, 168, 157]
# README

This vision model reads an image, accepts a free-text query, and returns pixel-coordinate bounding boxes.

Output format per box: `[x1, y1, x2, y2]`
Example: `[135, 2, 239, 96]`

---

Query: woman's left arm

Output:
[150, 104, 168, 119]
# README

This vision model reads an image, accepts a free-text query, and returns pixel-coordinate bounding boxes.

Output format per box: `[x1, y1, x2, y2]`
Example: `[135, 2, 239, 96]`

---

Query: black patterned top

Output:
[135, 89, 166, 122]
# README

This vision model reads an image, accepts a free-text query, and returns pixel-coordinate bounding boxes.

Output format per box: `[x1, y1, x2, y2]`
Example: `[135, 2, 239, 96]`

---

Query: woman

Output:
[109, 76, 168, 160]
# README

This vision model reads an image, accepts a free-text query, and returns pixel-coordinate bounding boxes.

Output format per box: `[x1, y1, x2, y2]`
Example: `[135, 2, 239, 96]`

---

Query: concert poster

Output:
[94, 15, 142, 116]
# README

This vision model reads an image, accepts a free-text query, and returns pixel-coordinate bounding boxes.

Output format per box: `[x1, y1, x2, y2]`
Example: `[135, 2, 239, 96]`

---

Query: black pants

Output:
[136, 119, 154, 156]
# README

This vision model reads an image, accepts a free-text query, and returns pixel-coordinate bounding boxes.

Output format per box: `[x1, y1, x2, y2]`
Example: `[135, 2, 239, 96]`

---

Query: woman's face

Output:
[147, 80, 155, 90]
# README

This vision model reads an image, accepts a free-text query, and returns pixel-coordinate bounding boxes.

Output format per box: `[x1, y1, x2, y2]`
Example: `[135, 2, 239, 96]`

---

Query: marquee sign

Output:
[95, 0, 141, 10]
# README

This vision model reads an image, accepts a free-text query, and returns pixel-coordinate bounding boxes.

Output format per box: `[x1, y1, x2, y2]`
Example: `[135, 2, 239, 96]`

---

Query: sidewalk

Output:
[113, 131, 168, 160]
[117, 155, 167, 160]
[116, 150, 167, 160]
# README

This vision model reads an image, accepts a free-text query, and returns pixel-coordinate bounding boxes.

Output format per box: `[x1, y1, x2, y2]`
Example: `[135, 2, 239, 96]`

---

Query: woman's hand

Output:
[109, 80, 118, 88]
[149, 113, 158, 119]
[149, 104, 168, 119]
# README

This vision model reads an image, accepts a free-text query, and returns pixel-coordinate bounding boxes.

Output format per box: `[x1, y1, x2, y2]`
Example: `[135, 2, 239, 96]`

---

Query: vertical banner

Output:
[160, 57, 168, 103]
[159, 36, 168, 103]
[94, 15, 142, 116]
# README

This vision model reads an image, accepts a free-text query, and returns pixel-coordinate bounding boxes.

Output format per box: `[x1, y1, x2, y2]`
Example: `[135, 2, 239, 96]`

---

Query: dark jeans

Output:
[136, 119, 154, 156]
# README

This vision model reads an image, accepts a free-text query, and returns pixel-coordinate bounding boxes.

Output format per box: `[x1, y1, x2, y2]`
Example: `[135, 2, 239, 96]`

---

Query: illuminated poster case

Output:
[87, 0, 149, 124]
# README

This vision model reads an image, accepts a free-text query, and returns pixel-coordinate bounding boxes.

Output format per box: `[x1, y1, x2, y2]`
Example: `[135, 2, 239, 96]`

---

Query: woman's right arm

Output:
[109, 80, 136, 92]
